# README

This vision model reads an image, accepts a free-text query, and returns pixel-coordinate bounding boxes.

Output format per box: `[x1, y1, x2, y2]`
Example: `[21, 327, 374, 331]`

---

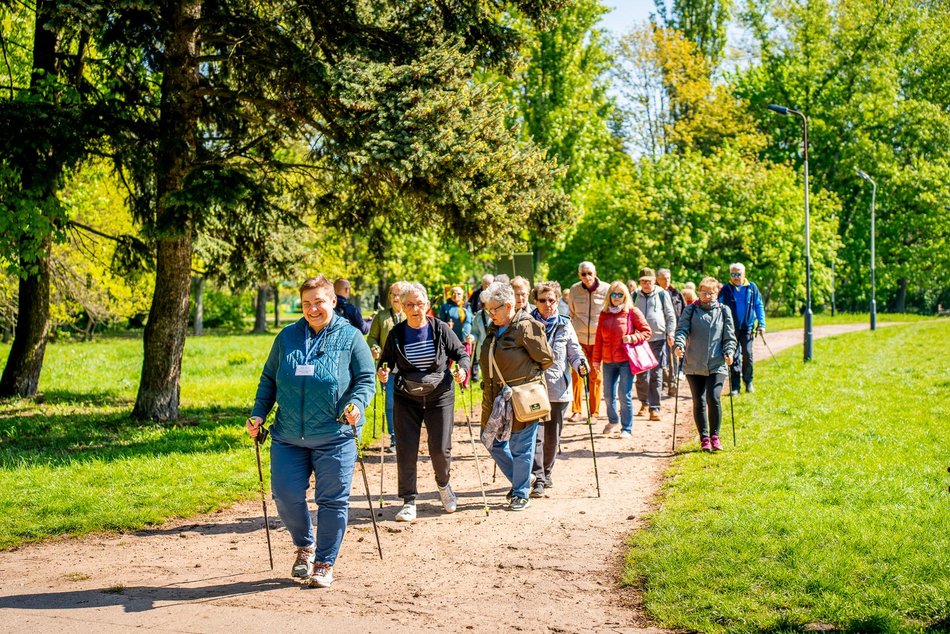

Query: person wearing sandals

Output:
[592, 281, 652, 439]
[480, 281, 554, 511]
[377, 282, 470, 523]
[368, 281, 407, 453]
[673, 276, 738, 452]
[246, 275, 376, 588]
[529, 281, 587, 498]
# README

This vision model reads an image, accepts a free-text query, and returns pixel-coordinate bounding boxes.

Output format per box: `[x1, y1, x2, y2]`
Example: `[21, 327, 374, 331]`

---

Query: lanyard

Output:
[305, 326, 328, 363]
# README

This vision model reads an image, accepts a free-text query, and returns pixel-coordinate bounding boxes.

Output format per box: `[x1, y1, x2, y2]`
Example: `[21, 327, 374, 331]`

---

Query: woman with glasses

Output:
[673, 277, 737, 452]
[377, 282, 470, 522]
[528, 281, 587, 497]
[480, 281, 554, 511]
[592, 281, 652, 438]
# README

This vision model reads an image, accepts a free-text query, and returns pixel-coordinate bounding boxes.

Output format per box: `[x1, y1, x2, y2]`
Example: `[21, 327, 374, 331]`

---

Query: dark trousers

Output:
[635, 339, 668, 411]
[730, 329, 755, 390]
[532, 401, 568, 485]
[685, 373, 726, 438]
[394, 386, 454, 503]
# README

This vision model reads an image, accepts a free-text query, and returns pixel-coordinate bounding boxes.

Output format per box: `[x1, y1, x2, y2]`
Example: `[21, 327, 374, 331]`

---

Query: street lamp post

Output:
[856, 169, 877, 331]
[768, 104, 813, 361]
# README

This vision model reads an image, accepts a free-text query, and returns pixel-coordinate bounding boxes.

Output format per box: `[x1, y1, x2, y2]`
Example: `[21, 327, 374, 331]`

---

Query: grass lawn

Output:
[624, 320, 950, 632]
[765, 312, 933, 333]
[0, 330, 447, 549]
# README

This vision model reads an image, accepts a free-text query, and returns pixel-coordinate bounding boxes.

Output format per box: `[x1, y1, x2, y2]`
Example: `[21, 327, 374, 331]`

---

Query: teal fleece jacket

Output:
[252, 314, 376, 441]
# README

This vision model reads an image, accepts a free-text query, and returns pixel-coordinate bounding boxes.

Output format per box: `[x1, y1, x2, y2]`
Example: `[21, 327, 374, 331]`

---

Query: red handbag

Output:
[625, 311, 659, 375]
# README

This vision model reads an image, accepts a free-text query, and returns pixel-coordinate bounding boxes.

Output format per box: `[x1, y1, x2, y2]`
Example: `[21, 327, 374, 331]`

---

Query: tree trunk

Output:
[272, 283, 280, 328]
[0, 1, 59, 398]
[132, 0, 202, 421]
[0, 240, 52, 397]
[192, 276, 204, 336]
[253, 283, 268, 333]
[895, 277, 907, 313]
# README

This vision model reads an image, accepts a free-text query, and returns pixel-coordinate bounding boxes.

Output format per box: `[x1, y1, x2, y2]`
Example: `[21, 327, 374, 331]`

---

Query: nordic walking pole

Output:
[250, 421, 274, 570]
[378, 363, 388, 508]
[461, 384, 491, 516]
[582, 368, 601, 498]
[728, 372, 736, 447]
[758, 329, 782, 369]
[671, 351, 681, 453]
[343, 405, 383, 559]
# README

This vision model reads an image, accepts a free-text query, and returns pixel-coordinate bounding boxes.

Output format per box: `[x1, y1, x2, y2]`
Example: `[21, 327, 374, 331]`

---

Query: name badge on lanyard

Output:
[296, 364, 315, 377]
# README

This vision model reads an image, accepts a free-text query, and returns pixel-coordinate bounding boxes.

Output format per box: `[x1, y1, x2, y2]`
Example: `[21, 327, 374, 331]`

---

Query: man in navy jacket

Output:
[718, 263, 766, 394]
[334, 278, 370, 334]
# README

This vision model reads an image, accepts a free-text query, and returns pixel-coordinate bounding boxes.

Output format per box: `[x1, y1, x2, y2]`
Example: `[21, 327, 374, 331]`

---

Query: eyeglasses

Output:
[609, 292, 624, 298]
[579, 272, 594, 277]
[730, 273, 742, 278]
[486, 303, 506, 316]
[403, 302, 426, 310]
[699, 291, 716, 298]
[536, 298, 557, 305]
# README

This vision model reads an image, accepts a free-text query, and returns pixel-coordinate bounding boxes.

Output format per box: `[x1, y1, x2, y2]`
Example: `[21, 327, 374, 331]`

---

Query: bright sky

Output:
[596, 0, 656, 38]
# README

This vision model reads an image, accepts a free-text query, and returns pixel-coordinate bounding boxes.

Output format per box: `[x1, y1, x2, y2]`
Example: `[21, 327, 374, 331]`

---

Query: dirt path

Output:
[0, 323, 888, 633]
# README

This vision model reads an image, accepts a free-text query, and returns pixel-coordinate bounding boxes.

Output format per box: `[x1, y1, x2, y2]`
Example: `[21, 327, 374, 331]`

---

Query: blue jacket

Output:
[252, 315, 376, 441]
[540, 314, 587, 403]
[335, 295, 370, 334]
[718, 281, 766, 333]
[438, 299, 472, 343]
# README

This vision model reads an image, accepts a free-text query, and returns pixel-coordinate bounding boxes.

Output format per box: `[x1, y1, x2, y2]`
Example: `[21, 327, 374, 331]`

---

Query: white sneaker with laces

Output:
[308, 562, 334, 588]
[620, 431, 632, 440]
[291, 547, 315, 578]
[395, 502, 416, 522]
[437, 483, 457, 513]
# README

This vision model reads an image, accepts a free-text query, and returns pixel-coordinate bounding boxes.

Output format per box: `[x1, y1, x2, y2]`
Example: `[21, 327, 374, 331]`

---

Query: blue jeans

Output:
[385, 375, 396, 441]
[489, 423, 538, 499]
[602, 361, 635, 432]
[270, 431, 357, 566]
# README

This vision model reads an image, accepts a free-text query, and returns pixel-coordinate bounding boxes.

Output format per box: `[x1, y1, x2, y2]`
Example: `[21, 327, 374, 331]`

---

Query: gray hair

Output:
[493, 274, 510, 285]
[482, 281, 514, 309]
[399, 282, 428, 304]
[481, 273, 495, 284]
[510, 275, 530, 291]
[388, 281, 408, 296]
[656, 268, 671, 278]
[730, 262, 746, 273]
[578, 261, 595, 273]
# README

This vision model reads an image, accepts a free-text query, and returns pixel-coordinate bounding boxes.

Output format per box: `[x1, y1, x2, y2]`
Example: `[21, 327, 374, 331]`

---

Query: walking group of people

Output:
[244, 263, 766, 587]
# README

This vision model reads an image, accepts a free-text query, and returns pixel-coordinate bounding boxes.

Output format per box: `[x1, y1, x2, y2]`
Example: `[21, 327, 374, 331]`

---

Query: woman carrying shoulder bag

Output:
[480, 281, 554, 511]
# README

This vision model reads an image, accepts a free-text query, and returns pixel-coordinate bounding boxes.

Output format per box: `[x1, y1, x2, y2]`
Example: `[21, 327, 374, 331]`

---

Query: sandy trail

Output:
[0, 323, 883, 633]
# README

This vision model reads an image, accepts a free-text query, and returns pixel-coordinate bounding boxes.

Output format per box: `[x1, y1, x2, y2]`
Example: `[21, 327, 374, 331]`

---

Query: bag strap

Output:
[488, 339, 508, 387]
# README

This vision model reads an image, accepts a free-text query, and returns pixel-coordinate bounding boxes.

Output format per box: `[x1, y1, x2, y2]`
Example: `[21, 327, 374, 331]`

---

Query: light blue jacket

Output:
[542, 315, 587, 403]
[252, 315, 376, 441]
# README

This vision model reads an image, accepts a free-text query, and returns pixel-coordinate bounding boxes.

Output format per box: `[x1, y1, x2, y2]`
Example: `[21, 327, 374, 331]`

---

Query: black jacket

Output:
[379, 316, 470, 394]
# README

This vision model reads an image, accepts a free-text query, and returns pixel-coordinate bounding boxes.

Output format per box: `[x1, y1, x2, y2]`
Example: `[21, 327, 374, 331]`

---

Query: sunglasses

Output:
[609, 292, 624, 298]
[730, 273, 742, 278]
[580, 272, 594, 277]
[536, 298, 558, 304]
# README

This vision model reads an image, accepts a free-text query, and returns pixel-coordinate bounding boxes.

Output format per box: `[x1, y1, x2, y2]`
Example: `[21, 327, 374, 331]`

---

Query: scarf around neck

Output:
[531, 308, 559, 340]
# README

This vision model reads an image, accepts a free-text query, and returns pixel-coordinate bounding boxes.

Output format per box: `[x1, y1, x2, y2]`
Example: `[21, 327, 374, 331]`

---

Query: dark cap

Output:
[639, 267, 656, 280]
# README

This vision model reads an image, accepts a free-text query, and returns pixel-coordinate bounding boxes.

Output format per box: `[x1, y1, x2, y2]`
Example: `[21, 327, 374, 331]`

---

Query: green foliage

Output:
[193, 286, 250, 330]
[625, 321, 950, 632]
[654, 0, 733, 68]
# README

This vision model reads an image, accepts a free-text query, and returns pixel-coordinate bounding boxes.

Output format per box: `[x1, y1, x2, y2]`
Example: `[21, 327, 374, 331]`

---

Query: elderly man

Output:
[633, 267, 676, 421]
[718, 263, 766, 394]
[656, 268, 685, 395]
[567, 261, 608, 421]
[333, 278, 370, 334]
[469, 274, 494, 314]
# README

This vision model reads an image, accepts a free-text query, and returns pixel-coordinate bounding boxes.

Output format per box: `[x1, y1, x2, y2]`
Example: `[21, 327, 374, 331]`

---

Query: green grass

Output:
[765, 312, 934, 332]
[0, 332, 419, 549]
[624, 321, 950, 633]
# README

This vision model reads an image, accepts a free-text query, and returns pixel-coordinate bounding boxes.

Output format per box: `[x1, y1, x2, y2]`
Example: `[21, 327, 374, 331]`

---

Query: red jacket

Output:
[593, 308, 652, 364]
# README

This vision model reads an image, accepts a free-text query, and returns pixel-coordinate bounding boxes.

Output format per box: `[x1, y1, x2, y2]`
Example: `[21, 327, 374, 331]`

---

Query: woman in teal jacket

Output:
[246, 275, 375, 588]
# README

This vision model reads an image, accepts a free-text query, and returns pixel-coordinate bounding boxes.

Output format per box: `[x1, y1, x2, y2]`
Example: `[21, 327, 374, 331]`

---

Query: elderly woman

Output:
[674, 277, 737, 452]
[438, 285, 474, 348]
[246, 275, 375, 589]
[511, 276, 533, 313]
[378, 282, 470, 522]
[592, 281, 652, 439]
[480, 281, 554, 511]
[529, 281, 587, 498]
[368, 281, 407, 453]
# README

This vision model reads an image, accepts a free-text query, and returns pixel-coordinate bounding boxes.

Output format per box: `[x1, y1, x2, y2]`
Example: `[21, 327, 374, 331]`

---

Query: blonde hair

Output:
[601, 280, 633, 312]
[682, 287, 697, 304]
[698, 277, 719, 299]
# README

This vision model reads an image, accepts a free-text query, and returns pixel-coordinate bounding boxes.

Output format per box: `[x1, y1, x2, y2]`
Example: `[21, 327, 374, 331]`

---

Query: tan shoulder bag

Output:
[489, 339, 551, 423]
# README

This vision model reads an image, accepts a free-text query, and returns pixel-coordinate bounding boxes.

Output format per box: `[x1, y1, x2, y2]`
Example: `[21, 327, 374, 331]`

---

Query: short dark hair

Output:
[299, 275, 334, 297]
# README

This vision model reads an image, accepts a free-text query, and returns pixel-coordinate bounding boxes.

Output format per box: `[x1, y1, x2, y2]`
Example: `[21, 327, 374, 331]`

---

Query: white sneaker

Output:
[291, 547, 315, 578]
[437, 483, 457, 513]
[307, 562, 333, 588]
[619, 431, 632, 440]
[395, 502, 416, 522]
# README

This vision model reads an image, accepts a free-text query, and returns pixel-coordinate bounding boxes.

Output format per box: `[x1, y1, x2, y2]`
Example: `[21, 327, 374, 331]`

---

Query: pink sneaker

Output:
[700, 436, 712, 452]
[711, 436, 723, 451]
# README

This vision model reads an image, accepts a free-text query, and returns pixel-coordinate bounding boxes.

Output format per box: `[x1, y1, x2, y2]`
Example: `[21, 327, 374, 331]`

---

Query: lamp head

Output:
[768, 104, 790, 115]
[856, 169, 874, 184]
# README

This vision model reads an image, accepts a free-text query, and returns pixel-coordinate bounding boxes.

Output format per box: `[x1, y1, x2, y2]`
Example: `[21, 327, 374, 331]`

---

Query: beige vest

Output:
[568, 279, 609, 346]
